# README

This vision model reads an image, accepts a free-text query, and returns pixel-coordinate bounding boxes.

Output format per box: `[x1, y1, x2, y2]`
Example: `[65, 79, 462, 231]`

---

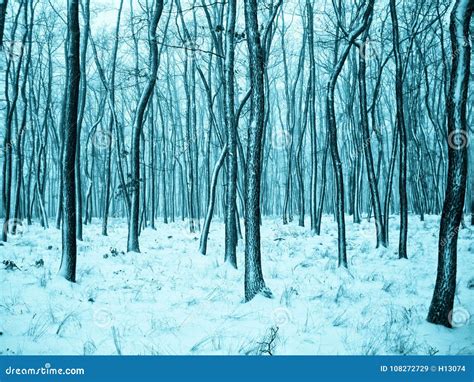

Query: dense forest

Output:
[0, 0, 473, 355]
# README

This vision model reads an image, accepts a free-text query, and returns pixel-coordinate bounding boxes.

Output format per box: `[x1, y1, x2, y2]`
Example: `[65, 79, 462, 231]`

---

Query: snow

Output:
[0, 215, 473, 355]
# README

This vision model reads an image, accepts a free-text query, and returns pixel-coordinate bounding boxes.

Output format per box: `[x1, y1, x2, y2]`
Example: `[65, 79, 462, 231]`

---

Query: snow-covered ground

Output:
[0, 215, 473, 355]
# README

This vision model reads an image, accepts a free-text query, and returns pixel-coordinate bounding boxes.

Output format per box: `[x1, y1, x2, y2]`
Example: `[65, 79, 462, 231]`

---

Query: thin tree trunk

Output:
[390, 0, 408, 259]
[358, 32, 387, 248]
[75, 0, 90, 241]
[200, 145, 227, 255]
[224, 0, 238, 268]
[326, 0, 374, 267]
[127, 0, 164, 252]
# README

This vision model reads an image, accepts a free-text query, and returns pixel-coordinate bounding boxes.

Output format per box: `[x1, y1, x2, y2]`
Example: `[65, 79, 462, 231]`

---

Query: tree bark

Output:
[389, 0, 408, 259]
[127, 0, 164, 252]
[224, 0, 238, 268]
[243, 0, 272, 302]
[326, 0, 374, 267]
[58, 0, 81, 282]
[200, 145, 227, 256]
[75, 0, 90, 241]
[358, 32, 387, 248]
[427, 0, 472, 328]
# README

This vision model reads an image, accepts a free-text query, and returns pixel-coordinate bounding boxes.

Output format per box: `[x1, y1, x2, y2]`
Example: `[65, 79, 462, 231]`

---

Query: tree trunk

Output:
[75, 0, 90, 241]
[390, 0, 408, 259]
[325, 0, 374, 267]
[200, 145, 227, 256]
[427, 0, 472, 328]
[2, 2, 26, 242]
[58, 0, 81, 282]
[358, 33, 387, 248]
[243, 0, 272, 302]
[224, 0, 238, 268]
[127, 0, 164, 253]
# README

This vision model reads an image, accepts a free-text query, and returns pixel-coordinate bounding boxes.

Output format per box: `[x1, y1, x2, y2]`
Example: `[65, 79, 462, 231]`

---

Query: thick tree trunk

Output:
[243, 0, 272, 302]
[58, 0, 81, 282]
[427, 0, 472, 328]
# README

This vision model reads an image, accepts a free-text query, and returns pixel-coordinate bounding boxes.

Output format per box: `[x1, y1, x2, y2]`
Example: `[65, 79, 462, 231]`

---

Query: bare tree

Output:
[0, 0, 8, 47]
[224, 0, 238, 268]
[58, 0, 81, 282]
[389, 0, 408, 259]
[326, 0, 375, 267]
[102, 0, 124, 236]
[127, 0, 164, 253]
[357, 27, 387, 248]
[2, 0, 27, 242]
[427, 0, 472, 327]
[243, 0, 273, 302]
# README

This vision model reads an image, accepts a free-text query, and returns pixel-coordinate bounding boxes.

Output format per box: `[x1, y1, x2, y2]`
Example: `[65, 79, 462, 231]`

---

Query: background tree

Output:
[224, 0, 238, 268]
[389, 0, 408, 259]
[127, 0, 164, 253]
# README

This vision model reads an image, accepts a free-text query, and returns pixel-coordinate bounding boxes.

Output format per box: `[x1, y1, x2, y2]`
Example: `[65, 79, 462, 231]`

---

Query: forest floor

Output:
[0, 215, 473, 355]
